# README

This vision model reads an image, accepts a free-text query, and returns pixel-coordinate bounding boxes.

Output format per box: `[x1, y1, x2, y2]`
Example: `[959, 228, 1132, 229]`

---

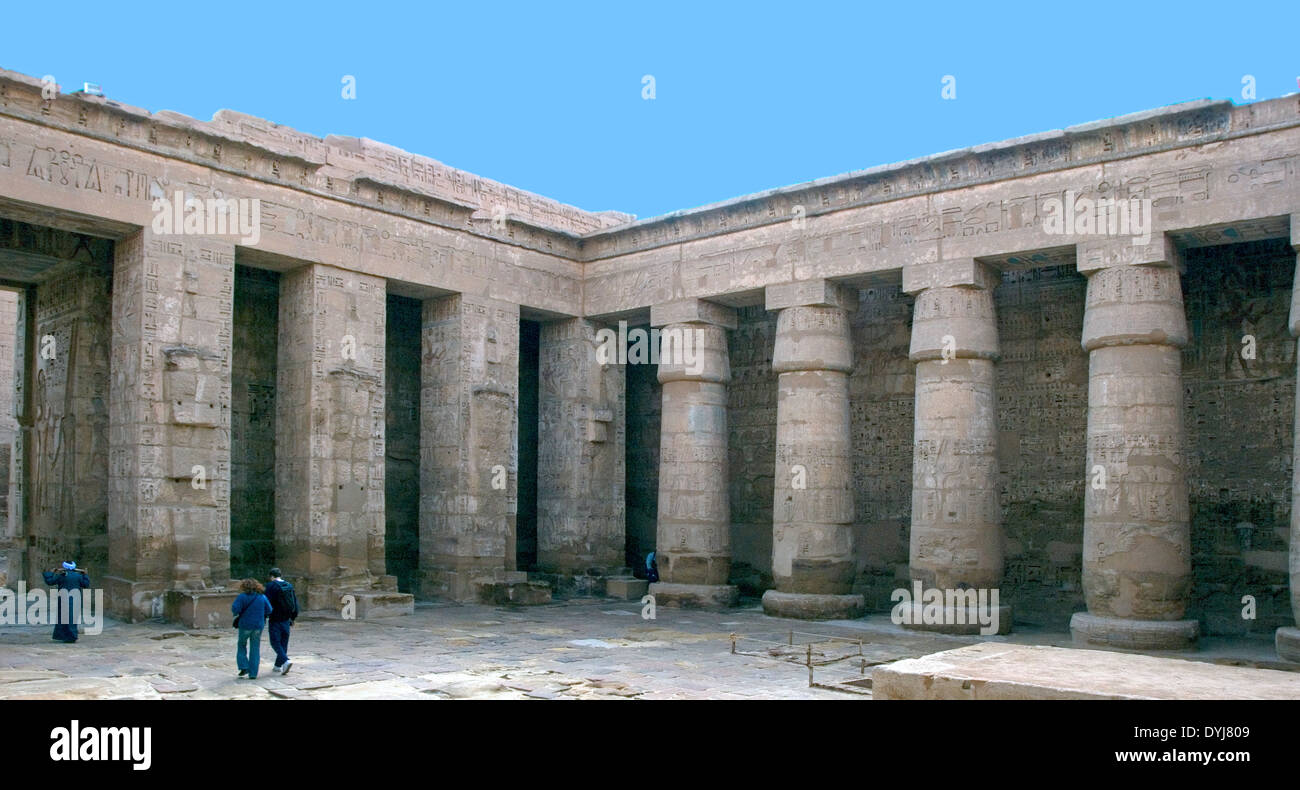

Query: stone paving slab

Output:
[0, 600, 1287, 700]
[872, 643, 1300, 700]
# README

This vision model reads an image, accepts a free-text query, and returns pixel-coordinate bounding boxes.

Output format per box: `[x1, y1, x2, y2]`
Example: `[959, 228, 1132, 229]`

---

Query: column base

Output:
[762, 590, 864, 620]
[649, 582, 738, 609]
[1070, 612, 1199, 650]
[1275, 627, 1300, 662]
[900, 604, 1012, 635]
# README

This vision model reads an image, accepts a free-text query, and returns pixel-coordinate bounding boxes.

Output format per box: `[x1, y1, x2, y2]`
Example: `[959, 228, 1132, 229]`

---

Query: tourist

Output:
[645, 551, 659, 583]
[264, 567, 300, 676]
[231, 579, 273, 679]
[42, 561, 89, 643]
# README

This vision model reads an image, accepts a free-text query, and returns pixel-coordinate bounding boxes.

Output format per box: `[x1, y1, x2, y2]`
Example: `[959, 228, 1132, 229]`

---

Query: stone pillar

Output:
[106, 230, 234, 621]
[902, 260, 1010, 633]
[648, 299, 738, 609]
[1277, 218, 1300, 661]
[537, 318, 625, 578]
[762, 280, 863, 620]
[418, 293, 529, 602]
[1071, 241, 1198, 650]
[276, 263, 403, 614]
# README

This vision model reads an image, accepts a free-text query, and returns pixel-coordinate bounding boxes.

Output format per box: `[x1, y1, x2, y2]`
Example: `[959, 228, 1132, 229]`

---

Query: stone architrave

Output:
[417, 293, 522, 602]
[276, 263, 402, 613]
[1070, 242, 1199, 650]
[903, 260, 1012, 633]
[105, 229, 234, 622]
[537, 318, 626, 575]
[761, 280, 864, 620]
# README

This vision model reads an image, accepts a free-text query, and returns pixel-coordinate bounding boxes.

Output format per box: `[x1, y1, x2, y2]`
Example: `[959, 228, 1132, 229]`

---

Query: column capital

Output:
[902, 258, 998, 295]
[650, 298, 738, 329]
[765, 279, 857, 313]
[1077, 234, 1182, 274]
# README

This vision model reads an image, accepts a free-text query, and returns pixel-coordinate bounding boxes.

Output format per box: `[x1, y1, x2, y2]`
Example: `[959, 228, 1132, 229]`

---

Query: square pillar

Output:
[106, 230, 234, 621]
[537, 318, 625, 575]
[417, 293, 520, 601]
[276, 263, 397, 612]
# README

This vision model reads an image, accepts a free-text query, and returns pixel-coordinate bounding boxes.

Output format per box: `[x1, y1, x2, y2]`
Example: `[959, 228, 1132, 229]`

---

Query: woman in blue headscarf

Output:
[42, 561, 90, 643]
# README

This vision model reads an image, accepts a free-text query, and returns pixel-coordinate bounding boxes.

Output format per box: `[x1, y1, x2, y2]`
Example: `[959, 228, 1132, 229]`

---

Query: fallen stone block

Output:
[872, 643, 1300, 700]
[605, 577, 649, 600]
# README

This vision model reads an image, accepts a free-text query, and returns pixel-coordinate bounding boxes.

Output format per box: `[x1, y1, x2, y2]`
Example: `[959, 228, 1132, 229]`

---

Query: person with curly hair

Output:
[231, 578, 273, 679]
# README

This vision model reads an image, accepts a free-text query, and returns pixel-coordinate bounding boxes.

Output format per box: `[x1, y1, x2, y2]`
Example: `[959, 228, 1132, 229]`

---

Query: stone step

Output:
[871, 643, 1300, 700]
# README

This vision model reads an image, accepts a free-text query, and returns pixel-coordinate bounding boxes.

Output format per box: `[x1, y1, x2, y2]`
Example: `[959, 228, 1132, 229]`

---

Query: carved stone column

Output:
[902, 259, 1010, 633]
[537, 317, 625, 578]
[1071, 240, 1197, 650]
[105, 229, 234, 621]
[276, 263, 408, 616]
[1277, 218, 1300, 661]
[648, 299, 738, 608]
[762, 280, 864, 620]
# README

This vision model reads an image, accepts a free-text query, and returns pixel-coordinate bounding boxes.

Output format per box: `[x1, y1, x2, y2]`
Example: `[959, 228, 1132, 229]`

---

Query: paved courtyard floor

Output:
[0, 598, 1291, 699]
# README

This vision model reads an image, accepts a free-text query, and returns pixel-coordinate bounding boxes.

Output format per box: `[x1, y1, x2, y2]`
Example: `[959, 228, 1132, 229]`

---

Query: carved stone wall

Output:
[385, 294, 421, 593]
[624, 337, 660, 571]
[230, 264, 278, 579]
[29, 260, 111, 581]
[994, 266, 1089, 628]
[727, 307, 777, 594]
[847, 287, 915, 608]
[1183, 239, 1295, 636]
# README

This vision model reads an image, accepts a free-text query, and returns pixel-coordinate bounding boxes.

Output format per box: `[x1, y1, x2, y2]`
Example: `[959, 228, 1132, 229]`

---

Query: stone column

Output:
[648, 299, 738, 608]
[1277, 219, 1300, 661]
[762, 280, 864, 620]
[902, 260, 1010, 633]
[417, 293, 538, 603]
[1071, 240, 1198, 650]
[276, 263, 405, 615]
[106, 230, 234, 621]
[537, 318, 625, 580]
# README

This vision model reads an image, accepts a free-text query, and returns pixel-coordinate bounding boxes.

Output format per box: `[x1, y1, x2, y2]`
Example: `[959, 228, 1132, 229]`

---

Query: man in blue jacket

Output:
[264, 568, 299, 676]
[231, 579, 273, 679]
[42, 561, 89, 643]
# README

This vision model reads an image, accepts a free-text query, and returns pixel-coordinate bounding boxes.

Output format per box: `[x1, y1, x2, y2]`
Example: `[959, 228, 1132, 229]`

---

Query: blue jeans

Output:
[268, 620, 292, 667]
[237, 628, 263, 678]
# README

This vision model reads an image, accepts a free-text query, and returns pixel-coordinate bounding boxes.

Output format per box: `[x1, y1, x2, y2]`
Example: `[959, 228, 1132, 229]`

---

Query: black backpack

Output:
[271, 580, 300, 620]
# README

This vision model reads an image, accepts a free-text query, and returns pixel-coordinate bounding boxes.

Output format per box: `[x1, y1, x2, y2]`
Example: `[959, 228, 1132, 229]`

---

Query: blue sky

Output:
[5, 1, 1297, 219]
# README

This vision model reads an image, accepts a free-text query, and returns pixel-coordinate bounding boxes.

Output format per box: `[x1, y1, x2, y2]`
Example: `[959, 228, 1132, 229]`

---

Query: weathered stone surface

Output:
[761, 590, 864, 620]
[604, 576, 649, 600]
[872, 643, 1300, 700]
[649, 581, 739, 609]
